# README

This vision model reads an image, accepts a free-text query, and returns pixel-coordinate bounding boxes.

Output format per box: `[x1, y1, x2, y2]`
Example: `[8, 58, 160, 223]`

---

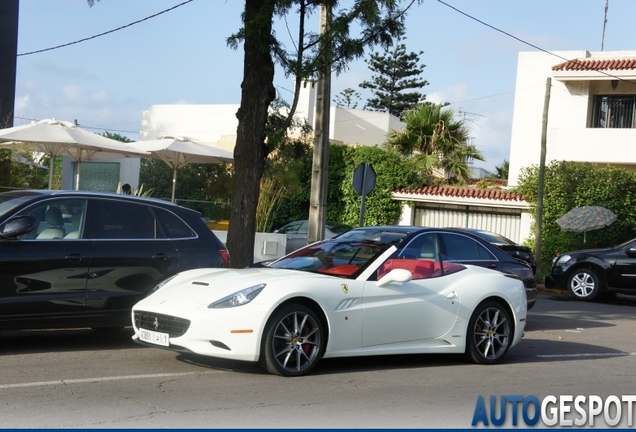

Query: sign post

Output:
[352, 163, 376, 227]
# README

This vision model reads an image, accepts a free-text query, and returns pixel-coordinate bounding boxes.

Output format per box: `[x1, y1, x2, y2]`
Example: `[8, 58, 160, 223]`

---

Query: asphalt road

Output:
[1, 291, 635, 428]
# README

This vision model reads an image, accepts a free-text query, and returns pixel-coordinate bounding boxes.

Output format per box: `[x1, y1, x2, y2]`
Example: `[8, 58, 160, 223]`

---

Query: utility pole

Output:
[308, 3, 332, 244]
[601, 0, 609, 51]
[535, 78, 551, 278]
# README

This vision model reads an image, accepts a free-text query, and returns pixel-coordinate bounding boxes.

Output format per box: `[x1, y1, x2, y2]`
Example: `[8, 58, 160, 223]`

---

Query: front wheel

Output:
[568, 268, 604, 301]
[465, 301, 512, 365]
[259, 304, 324, 377]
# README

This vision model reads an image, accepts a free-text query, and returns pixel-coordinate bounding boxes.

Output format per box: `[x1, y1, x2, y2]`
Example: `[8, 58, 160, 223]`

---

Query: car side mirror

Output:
[627, 247, 636, 256]
[376, 268, 413, 288]
[0, 215, 37, 239]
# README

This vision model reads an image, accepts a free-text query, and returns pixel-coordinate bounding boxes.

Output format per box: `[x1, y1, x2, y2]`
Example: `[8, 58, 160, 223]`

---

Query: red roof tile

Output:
[394, 186, 525, 201]
[552, 58, 636, 72]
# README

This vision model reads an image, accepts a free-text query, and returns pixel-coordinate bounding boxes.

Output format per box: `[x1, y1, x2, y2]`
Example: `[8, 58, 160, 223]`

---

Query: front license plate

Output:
[139, 328, 170, 347]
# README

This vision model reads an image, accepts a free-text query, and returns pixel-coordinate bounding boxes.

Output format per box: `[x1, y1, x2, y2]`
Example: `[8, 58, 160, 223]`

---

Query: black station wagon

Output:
[0, 190, 229, 331]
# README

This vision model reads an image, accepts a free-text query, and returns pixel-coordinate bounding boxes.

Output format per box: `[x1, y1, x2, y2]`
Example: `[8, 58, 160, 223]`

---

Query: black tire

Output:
[567, 268, 604, 301]
[465, 301, 512, 365]
[259, 304, 324, 377]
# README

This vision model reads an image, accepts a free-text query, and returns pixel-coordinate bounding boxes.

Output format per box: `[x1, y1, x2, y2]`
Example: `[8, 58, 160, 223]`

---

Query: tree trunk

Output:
[226, 0, 276, 268]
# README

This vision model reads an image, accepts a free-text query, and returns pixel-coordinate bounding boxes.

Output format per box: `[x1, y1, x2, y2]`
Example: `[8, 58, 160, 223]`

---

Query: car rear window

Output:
[154, 208, 195, 239]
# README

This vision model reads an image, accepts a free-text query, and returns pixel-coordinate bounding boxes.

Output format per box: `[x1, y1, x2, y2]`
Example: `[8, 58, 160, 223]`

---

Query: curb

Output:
[537, 284, 570, 296]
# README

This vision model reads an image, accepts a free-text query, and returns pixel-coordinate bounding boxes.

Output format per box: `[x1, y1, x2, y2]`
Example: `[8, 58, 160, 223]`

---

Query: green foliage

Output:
[102, 132, 133, 143]
[386, 103, 484, 182]
[493, 160, 509, 179]
[516, 161, 636, 276]
[475, 179, 501, 190]
[258, 112, 313, 232]
[333, 88, 362, 109]
[272, 144, 426, 229]
[228, 1, 412, 79]
[139, 158, 234, 202]
[360, 29, 428, 118]
[0, 146, 50, 190]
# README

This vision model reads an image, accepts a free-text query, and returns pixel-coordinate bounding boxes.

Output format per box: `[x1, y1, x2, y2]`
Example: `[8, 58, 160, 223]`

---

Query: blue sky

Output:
[15, 0, 636, 172]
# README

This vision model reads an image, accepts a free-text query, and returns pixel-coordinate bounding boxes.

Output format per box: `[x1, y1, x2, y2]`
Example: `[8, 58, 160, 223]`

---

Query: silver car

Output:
[275, 220, 352, 254]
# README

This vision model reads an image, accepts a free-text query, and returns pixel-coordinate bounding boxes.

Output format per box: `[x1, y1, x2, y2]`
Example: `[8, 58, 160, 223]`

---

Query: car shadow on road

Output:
[526, 313, 615, 331]
[508, 338, 630, 364]
[0, 327, 138, 355]
[176, 350, 472, 376]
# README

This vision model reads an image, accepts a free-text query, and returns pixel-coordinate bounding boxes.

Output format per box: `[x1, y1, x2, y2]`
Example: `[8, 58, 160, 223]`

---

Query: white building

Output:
[508, 50, 636, 186]
[138, 81, 403, 151]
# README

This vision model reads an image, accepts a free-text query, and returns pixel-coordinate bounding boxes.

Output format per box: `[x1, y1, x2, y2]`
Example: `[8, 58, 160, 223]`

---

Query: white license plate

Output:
[139, 328, 170, 347]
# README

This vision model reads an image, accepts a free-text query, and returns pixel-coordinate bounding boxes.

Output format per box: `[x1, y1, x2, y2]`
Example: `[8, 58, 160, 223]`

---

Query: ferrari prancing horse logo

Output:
[341, 284, 349, 294]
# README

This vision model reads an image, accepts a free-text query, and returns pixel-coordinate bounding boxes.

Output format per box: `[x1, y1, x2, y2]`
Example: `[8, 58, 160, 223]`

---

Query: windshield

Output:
[0, 193, 38, 219]
[269, 239, 390, 278]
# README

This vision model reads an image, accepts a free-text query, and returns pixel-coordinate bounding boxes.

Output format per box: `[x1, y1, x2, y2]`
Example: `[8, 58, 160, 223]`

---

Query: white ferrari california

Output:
[132, 228, 527, 376]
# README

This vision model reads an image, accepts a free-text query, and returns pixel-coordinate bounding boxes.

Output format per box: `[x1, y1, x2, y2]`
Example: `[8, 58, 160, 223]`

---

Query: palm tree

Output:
[386, 103, 484, 182]
[494, 160, 509, 179]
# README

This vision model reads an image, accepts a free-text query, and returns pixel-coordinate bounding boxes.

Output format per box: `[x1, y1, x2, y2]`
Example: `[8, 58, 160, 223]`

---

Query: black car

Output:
[334, 226, 537, 309]
[545, 238, 636, 301]
[451, 228, 537, 274]
[0, 190, 229, 331]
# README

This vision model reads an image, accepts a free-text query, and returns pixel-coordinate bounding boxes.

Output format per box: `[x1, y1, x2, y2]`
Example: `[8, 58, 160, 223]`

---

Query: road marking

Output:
[0, 371, 220, 390]
[538, 352, 636, 359]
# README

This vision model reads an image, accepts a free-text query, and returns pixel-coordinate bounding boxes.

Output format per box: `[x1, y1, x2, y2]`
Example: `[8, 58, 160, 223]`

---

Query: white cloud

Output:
[61, 85, 113, 107]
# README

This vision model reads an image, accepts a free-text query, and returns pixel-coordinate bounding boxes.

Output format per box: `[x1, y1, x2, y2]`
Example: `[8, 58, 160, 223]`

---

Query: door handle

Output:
[65, 253, 85, 261]
[488, 263, 497, 269]
[446, 291, 458, 299]
[152, 253, 171, 261]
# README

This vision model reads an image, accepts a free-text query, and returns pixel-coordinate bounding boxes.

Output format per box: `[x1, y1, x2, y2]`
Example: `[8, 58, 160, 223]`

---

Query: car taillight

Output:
[219, 249, 230, 267]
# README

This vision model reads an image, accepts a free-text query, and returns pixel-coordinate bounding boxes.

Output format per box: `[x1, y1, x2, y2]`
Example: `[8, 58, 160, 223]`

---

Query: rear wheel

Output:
[259, 304, 324, 377]
[568, 268, 604, 301]
[466, 301, 512, 365]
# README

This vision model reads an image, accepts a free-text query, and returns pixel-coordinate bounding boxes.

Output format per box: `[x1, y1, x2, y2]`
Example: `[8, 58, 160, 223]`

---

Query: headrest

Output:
[45, 207, 64, 227]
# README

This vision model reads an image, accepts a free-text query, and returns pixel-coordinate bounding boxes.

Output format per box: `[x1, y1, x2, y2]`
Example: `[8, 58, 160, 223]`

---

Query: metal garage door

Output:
[413, 203, 523, 243]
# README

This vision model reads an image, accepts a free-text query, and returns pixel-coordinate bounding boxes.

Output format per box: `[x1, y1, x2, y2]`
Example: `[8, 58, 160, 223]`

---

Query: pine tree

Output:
[333, 88, 361, 109]
[360, 30, 428, 118]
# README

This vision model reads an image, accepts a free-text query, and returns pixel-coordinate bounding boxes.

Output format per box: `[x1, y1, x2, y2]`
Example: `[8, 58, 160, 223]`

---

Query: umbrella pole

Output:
[48, 154, 54, 189]
[75, 161, 81, 190]
[171, 166, 178, 203]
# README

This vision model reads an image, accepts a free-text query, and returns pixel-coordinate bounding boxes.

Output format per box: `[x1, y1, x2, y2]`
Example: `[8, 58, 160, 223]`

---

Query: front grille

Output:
[134, 311, 191, 337]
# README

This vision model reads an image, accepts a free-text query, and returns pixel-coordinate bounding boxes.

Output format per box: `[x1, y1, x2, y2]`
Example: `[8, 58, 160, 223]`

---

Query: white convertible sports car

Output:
[132, 228, 527, 376]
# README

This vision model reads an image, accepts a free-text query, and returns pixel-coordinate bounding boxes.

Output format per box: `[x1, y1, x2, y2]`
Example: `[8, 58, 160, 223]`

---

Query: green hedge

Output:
[516, 161, 636, 276]
[271, 144, 425, 229]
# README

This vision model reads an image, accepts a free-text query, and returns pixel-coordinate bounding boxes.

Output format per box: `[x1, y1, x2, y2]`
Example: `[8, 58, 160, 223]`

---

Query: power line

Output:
[18, 0, 194, 56]
[436, 0, 636, 88]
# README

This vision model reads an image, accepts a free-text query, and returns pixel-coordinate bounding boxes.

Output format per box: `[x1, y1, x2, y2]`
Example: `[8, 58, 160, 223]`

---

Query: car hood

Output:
[140, 267, 324, 307]
[562, 246, 619, 257]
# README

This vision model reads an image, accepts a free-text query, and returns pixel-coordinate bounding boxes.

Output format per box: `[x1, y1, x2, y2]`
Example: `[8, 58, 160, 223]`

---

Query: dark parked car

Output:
[451, 228, 537, 274]
[0, 190, 229, 331]
[335, 226, 537, 309]
[545, 238, 636, 301]
[275, 220, 353, 254]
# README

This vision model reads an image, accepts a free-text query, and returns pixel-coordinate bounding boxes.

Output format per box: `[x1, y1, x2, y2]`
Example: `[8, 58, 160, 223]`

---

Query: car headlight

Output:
[209, 284, 266, 309]
[556, 254, 572, 265]
[148, 275, 177, 296]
